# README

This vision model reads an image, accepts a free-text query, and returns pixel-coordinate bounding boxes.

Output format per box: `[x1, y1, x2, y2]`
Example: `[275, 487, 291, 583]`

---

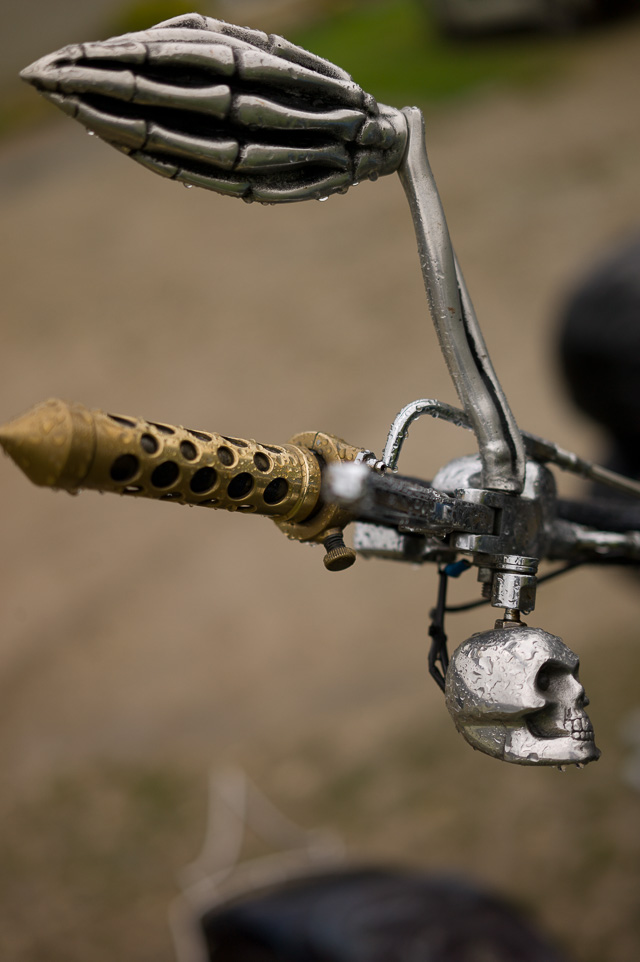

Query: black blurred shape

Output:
[200, 867, 570, 961]
[559, 232, 640, 492]
[424, 0, 640, 38]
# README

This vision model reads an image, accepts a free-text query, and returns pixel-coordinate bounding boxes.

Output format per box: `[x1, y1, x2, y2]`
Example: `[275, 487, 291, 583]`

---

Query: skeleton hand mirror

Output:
[20, 13, 407, 204]
[445, 626, 600, 767]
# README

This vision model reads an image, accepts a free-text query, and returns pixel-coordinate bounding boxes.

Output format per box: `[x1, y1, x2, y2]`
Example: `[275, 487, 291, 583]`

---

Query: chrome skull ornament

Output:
[445, 626, 600, 767]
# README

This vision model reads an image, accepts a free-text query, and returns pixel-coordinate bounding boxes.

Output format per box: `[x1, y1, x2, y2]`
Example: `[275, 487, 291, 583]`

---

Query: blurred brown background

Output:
[1, 2, 640, 960]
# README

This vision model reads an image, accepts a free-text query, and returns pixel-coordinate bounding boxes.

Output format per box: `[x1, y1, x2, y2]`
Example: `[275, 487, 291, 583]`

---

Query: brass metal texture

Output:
[0, 398, 95, 488]
[0, 399, 362, 535]
[275, 431, 361, 543]
[322, 528, 357, 571]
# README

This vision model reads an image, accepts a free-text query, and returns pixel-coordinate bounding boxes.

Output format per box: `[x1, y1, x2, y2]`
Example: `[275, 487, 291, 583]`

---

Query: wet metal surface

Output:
[445, 625, 600, 766]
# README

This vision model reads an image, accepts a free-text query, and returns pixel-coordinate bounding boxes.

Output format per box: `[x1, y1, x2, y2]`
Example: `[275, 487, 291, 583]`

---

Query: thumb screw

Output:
[323, 529, 356, 572]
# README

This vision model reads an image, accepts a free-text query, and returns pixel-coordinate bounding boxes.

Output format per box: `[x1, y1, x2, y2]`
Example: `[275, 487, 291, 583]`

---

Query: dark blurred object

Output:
[559, 232, 640, 497]
[423, 0, 639, 37]
[198, 867, 570, 961]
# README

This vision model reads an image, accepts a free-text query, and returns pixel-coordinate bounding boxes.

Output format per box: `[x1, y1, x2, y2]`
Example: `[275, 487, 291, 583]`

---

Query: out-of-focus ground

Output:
[1, 3, 640, 961]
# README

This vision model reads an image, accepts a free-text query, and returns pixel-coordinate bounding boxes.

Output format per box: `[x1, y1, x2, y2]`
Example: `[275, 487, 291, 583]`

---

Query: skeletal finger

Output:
[130, 152, 251, 198]
[145, 125, 238, 168]
[233, 48, 364, 111]
[232, 95, 364, 142]
[250, 171, 352, 204]
[236, 142, 349, 173]
[156, 15, 355, 84]
[122, 27, 366, 110]
[27, 60, 233, 119]
[40, 93, 147, 150]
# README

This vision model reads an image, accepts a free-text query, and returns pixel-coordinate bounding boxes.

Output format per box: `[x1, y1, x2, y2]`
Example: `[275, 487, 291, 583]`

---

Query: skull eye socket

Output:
[536, 662, 571, 693]
[537, 667, 552, 691]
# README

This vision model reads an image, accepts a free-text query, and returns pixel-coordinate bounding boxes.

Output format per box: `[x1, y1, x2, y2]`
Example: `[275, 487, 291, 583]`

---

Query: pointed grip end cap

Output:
[0, 398, 93, 488]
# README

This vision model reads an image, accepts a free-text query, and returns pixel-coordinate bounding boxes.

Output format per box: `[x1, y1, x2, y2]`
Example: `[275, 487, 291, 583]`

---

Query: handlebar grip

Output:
[1, 398, 336, 525]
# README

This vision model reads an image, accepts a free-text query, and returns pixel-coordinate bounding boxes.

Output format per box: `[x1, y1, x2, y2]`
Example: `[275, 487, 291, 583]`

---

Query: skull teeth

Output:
[570, 714, 594, 740]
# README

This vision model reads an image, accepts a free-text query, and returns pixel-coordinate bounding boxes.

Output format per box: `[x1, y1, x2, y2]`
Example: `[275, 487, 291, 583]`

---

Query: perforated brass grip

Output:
[0, 400, 362, 533]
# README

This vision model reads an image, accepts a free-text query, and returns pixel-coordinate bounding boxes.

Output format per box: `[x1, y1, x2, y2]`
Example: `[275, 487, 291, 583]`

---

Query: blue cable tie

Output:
[443, 559, 471, 578]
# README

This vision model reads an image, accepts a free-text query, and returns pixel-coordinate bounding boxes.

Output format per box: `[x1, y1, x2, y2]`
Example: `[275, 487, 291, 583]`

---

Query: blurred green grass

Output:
[0, 88, 50, 141]
[289, 0, 565, 105]
[105, 0, 202, 36]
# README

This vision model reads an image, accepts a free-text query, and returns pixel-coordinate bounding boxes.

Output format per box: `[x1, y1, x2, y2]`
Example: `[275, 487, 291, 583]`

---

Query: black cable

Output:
[427, 567, 450, 692]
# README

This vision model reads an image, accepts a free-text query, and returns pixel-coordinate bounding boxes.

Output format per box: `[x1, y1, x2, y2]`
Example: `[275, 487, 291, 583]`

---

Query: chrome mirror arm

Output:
[397, 107, 525, 494]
